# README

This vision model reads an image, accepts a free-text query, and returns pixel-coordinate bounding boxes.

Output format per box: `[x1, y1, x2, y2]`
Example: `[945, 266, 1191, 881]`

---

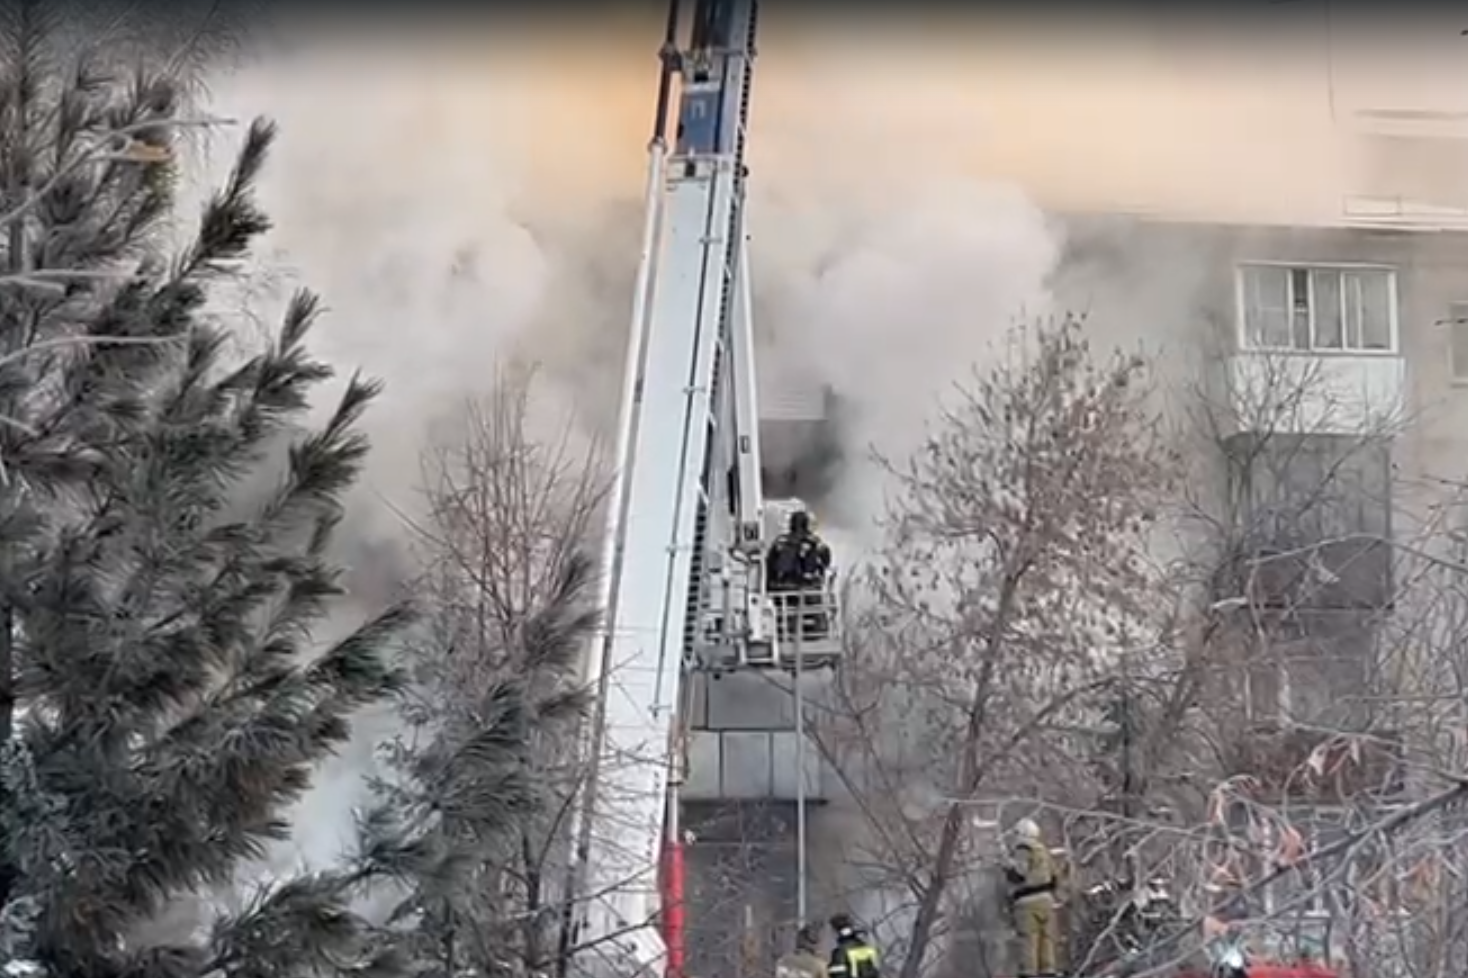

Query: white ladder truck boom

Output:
[568, 1, 843, 975]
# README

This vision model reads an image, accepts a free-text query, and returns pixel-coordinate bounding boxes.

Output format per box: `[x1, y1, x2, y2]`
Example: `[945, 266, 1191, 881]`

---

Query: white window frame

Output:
[1235, 262, 1400, 355]
[1448, 300, 1468, 385]
[1244, 652, 1290, 725]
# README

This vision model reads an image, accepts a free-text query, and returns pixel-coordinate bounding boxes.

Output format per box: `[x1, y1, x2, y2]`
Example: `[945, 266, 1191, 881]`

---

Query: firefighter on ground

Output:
[827, 913, 879, 978]
[777, 924, 829, 978]
[1005, 818, 1059, 978]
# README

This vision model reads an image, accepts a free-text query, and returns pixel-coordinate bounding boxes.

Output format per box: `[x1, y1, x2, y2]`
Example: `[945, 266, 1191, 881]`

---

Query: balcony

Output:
[680, 669, 828, 804]
[1223, 722, 1405, 804]
[1220, 433, 1394, 611]
[1230, 263, 1406, 437]
[1342, 194, 1468, 231]
[1222, 532, 1393, 611]
[681, 727, 823, 802]
[1227, 352, 1405, 437]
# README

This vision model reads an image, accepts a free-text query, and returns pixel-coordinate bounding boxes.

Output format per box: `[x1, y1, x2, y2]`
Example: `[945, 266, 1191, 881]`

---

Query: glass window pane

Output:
[1344, 275, 1363, 349]
[1290, 267, 1311, 349]
[1244, 266, 1291, 348]
[1312, 270, 1344, 349]
[1248, 659, 1282, 720]
[1450, 303, 1468, 381]
[1356, 271, 1393, 350]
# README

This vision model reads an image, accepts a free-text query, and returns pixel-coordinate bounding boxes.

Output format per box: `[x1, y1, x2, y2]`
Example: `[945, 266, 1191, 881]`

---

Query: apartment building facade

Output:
[677, 16, 1468, 974]
[995, 24, 1468, 964]
[1107, 220, 1468, 970]
[756, 40, 1468, 978]
[915, 10, 1468, 755]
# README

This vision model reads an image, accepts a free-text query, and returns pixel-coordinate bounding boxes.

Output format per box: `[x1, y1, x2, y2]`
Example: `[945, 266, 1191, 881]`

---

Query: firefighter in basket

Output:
[765, 510, 833, 641]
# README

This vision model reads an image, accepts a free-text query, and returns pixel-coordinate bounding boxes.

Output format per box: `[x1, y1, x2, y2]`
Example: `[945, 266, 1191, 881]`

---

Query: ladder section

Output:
[577, 0, 760, 967]
[682, 492, 711, 661]
[580, 173, 738, 965]
[681, 0, 756, 669]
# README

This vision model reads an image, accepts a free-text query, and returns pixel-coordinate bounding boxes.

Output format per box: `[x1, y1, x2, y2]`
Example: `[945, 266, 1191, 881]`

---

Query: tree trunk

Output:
[0, 606, 12, 750]
[897, 573, 1021, 978]
[0, 92, 24, 757]
[0, 31, 31, 904]
[522, 830, 546, 971]
[0, 607, 13, 908]
[442, 898, 457, 976]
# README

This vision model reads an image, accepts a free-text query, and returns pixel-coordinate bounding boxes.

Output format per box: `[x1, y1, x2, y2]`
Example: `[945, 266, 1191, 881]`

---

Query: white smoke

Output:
[178, 30, 641, 871]
[179, 12, 1079, 936]
[750, 178, 1058, 553]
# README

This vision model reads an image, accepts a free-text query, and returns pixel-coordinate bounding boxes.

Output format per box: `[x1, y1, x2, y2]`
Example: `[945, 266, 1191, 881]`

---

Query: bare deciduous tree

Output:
[808, 330, 1468, 978]
[814, 314, 1180, 978]
[372, 364, 610, 978]
[1049, 346, 1468, 978]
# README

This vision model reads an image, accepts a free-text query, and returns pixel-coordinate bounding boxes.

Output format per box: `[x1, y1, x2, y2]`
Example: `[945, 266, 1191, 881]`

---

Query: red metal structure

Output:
[661, 827, 686, 978]
[1176, 964, 1339, 978]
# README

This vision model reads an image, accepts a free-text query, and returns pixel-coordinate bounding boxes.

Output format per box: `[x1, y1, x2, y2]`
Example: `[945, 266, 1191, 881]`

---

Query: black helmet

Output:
[829, 912, 856, 936]
[790, 510, 812, 534]
[797, 924, 820, 951]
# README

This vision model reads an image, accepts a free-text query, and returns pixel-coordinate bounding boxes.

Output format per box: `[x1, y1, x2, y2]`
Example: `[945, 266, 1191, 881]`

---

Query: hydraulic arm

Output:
[568, 1, 763, 973]
[565, 2, 843, 973]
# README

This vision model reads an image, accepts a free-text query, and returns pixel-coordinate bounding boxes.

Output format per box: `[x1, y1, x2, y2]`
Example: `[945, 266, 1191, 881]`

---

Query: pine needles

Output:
[0, 15, 414, 977]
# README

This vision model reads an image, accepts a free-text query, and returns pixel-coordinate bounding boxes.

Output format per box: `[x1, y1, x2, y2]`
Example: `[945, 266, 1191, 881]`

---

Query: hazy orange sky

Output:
[252, 6, 1468, 226]
[193, 6, 1468, 500]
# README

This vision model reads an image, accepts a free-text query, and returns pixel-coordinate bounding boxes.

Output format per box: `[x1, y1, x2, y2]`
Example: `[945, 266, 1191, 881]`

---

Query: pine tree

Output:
[369, 376, 604, 978]
[372, 554, 595, 978]
[0, 22, 415, 978]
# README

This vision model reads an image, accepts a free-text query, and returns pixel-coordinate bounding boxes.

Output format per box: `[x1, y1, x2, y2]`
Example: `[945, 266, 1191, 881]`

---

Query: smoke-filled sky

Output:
[177, 14, 1047, 869]
[170, 6, 1468, 875]
[192, 15, 1070, 530]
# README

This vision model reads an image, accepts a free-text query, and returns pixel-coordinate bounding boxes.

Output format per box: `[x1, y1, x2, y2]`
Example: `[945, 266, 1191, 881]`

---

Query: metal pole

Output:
[793, 594, 808, 925]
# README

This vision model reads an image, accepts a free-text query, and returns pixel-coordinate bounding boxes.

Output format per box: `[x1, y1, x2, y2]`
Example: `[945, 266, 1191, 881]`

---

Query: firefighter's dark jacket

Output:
[829, 938, 879, 978]
[767, 531, 832, 588]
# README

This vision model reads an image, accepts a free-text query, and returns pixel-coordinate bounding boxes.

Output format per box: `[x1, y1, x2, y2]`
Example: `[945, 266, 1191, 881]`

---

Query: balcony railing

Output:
[1226, 353, 1405, 437]
[1224, 723, 1406, 803]
[1222, 535, 1394, 611]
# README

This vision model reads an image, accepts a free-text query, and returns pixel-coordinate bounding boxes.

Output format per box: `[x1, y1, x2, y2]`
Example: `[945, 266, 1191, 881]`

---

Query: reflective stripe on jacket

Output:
[1009, 840, 1056, 907]
[829, 943, 879, 978]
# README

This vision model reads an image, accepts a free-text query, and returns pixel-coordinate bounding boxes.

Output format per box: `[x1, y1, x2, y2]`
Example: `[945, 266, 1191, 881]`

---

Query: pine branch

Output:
[0, 330, 182, 372]
[260, 372, 382, 533]
[3, 107, 270, 503]
[207, 871, 387, 978]
[181, 116, 271, 277]
[111, 943, 209, 978]
[0, 114, 218, 239]
[305, 602, 415, 705]
[258, 548, 345, 651]
[348, 804, 443, 886]
[2, 64, 412, 974]
[223, 290, 334, 444]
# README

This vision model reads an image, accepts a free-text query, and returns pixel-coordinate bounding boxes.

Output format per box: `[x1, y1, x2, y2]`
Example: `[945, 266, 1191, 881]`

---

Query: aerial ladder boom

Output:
[570, 0, 764, 973]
